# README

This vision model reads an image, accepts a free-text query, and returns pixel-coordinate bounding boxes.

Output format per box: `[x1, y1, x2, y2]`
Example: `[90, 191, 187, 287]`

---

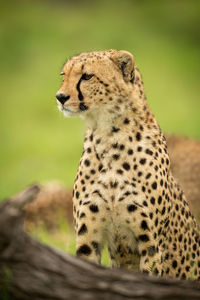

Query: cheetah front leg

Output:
[121, 201, 163, 276]
[75, 228, 104, 264]
[74, 200, 106, 264]
[133, 213, 162, 276]
[138, 234, 162, 276]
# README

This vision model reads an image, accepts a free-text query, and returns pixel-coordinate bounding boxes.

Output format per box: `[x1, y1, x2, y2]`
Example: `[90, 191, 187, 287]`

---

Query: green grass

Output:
[31, 220, 76, 255]
[0, 0, 200, 200]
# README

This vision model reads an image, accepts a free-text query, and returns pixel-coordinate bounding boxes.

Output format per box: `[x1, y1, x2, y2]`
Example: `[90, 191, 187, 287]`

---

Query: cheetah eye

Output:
[82, 73, 94, 80]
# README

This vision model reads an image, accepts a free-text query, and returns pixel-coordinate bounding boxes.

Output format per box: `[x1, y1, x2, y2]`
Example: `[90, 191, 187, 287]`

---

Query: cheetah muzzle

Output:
[56, 49, 200, 280]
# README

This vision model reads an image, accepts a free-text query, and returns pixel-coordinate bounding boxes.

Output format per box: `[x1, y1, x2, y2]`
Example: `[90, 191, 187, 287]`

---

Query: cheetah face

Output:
[56, 50, 136, 119]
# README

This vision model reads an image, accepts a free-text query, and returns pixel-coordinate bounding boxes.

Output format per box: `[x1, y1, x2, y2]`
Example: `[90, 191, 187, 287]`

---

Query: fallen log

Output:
[0, 185, 200, 300]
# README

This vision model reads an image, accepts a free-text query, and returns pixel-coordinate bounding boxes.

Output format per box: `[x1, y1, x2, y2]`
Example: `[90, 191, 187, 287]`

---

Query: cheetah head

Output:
[56, 50, 143, 126]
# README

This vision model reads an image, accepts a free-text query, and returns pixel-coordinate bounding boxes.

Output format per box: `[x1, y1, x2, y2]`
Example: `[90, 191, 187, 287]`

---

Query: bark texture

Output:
[0, 185, 200, 300]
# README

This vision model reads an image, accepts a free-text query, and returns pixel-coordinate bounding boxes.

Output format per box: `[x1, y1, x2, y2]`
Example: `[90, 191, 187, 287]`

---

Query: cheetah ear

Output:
[111, 50, 135, 82]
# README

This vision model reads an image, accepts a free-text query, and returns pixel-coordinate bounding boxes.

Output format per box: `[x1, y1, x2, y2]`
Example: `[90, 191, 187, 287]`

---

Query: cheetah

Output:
[56, 50, 200, 279]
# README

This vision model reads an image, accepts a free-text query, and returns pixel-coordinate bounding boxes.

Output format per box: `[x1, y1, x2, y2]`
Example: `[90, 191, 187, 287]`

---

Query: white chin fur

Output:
[57, 104, 63, 112]
[63, 110, 75, 117]
[57, 105, 78, 117]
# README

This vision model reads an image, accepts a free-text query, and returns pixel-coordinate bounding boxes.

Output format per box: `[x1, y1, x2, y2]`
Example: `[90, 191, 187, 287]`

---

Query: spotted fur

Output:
[56, 50, 200, 279]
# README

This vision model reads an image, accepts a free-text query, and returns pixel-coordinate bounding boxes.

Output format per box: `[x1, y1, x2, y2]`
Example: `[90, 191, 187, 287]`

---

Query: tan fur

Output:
[56, 50, 200, 279]
[167, 136, 200, 214]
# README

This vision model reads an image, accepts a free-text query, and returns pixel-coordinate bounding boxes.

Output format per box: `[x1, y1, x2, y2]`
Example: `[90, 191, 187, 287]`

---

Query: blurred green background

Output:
[0, 0, 200, 200]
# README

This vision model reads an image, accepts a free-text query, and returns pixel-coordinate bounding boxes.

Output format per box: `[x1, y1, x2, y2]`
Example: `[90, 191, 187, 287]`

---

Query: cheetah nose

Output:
[56, 93, 70, 105]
